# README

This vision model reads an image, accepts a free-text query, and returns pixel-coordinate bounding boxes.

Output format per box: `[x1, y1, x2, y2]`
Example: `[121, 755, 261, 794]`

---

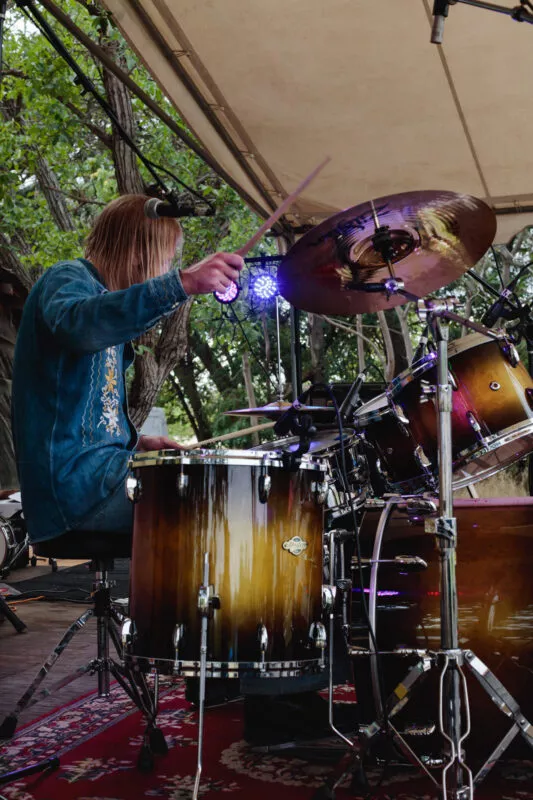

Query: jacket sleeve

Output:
[38, 262, 189, 353]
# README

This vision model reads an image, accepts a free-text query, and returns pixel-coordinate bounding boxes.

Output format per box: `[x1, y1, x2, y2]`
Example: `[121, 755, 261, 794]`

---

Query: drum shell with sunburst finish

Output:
[126, 450, 327, 677]
[356, 333, 533, 492]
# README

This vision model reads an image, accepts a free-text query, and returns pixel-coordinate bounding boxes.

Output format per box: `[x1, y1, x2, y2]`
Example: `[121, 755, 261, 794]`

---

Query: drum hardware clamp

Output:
[258, 457, 271, 503]
[126, 474, 142, 503]
[257, 624, 269, 662]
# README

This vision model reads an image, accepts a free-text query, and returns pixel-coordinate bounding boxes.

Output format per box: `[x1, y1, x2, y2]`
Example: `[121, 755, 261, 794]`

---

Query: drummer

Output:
[11, 194, 244, 546]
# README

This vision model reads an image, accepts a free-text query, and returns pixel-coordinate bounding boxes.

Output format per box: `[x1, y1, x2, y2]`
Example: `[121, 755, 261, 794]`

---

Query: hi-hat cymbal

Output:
[277, 190, 496, 314]
[224, 401, 335, 419]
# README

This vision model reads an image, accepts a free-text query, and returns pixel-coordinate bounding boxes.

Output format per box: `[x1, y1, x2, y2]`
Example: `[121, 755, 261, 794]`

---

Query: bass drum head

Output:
[351, 499, 533, 760]
[453, 419, 533, 489]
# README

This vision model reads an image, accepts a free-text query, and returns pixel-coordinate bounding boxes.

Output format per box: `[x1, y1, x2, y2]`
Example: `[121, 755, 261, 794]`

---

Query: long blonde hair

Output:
[85, 195, 182, 291]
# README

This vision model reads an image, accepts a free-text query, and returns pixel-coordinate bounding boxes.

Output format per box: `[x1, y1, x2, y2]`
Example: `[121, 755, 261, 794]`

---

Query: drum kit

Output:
[122, 190, 533, 799]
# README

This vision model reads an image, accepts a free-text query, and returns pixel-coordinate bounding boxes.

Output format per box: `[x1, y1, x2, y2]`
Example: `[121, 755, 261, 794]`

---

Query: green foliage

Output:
[3, 0, 533, 453]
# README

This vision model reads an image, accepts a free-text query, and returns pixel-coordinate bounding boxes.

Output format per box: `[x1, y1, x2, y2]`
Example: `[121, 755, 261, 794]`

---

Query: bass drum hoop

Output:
[452, 418, 533, 489]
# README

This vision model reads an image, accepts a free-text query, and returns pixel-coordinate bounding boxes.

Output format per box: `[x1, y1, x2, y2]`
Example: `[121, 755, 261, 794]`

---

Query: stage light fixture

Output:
[213, 280, 240, 304]
[250, 273, 278, 301]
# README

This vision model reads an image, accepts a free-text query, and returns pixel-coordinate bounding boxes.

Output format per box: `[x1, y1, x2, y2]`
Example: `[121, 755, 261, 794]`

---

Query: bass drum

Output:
[126, 449, 328, 678]
[351, 498, 533, 758]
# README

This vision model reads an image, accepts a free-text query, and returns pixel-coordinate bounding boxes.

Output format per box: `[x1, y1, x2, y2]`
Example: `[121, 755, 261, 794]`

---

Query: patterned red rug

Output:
[0, 680, 531, 799]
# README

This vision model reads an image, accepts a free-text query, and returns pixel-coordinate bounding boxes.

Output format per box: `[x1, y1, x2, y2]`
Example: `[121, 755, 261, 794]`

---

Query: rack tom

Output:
[124, 449, 328, 678]
[356, 332, 533, 492]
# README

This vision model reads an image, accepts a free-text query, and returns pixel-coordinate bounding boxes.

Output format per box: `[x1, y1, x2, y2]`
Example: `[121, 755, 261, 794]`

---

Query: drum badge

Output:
[282, 536, 308, 556]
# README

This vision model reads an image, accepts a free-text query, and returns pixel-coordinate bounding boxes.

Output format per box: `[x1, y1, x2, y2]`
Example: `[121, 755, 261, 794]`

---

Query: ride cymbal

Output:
[224, 401, 334, 419]
[277, 190, 496, 314]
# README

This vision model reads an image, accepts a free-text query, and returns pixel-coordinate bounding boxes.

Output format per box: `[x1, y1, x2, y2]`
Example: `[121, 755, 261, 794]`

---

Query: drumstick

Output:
[236, 157, 330, 257]
[189, 421, 275, 450]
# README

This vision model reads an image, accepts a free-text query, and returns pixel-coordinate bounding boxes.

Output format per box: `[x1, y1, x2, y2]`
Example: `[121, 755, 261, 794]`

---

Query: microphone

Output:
[144, 197, 213, 219]
[339, 369, 367, 424]
[412, 325, 430, 364]
[482, 270, 524, 328]
[431, 0, 450, 44]
[273, 387, 314, 437]
[273, 400, 303, 437]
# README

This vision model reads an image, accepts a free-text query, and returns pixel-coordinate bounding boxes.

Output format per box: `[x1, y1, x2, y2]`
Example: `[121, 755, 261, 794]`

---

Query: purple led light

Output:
[214, 281, 240, 304]
[251, 273, 278, 301]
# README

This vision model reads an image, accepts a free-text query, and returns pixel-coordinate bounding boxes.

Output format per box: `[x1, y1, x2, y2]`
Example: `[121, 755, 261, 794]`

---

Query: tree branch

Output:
[39, 183, 106, 207]
[62, 100, 113, 148]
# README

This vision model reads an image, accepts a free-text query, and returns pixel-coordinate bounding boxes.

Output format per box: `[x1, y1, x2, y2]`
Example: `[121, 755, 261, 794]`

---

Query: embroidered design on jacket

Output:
[98, 347, 120, 436]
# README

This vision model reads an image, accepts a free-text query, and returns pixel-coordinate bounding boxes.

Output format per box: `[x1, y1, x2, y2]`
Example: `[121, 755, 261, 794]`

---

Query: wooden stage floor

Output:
[0, 560, 98, 728]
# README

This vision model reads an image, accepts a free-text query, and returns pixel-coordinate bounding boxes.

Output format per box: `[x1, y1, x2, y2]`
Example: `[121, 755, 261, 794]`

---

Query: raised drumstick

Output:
[236, 157, 330, 257]
[189, 421, 275, 449]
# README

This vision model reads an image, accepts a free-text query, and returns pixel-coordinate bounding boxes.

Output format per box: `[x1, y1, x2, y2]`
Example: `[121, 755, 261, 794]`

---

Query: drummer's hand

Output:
[137, 435, 186, 452]
[179, 252, 244, 295]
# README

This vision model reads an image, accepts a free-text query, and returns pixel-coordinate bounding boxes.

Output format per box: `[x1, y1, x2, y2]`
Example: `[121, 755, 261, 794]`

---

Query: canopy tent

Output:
[100, 0, 533, 244]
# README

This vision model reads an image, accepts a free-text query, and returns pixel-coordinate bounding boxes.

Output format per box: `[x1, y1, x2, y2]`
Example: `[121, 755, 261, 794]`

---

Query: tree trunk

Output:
[97, 31, 195, 429]
[0, 243, 30, 489]
[377, 311, 396, 382]
[308, 313, 326, 383]
[392, 307, 413, 368]
[174, 357, 212, 441]
[242, 351, 259, 446]
[35, 155, 76, 232]
[128, 300, 193, 428]
[99, 38, 145, 195]
[1, 97, 76, 234]
[190, 329, 234, 394]
[261, 311, 272, 366]
[356, 315, 366, 372]
[0, 302, 19, 489]
[0, 234, 33, 295]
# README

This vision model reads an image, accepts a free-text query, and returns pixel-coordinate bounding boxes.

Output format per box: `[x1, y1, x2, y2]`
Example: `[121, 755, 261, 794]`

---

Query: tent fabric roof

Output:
[101, 0, 533, 242]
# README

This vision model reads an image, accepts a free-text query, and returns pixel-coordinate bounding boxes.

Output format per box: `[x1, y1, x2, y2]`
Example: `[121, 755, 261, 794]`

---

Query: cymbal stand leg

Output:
[462, 649, 533, 786]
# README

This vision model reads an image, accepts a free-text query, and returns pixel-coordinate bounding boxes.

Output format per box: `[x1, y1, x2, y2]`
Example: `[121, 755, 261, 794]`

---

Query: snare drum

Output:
[354, 394, 429, 494]
[125, 449, 328, 678]
[356, 333, 533, 492]
[257, 430, 368, 515]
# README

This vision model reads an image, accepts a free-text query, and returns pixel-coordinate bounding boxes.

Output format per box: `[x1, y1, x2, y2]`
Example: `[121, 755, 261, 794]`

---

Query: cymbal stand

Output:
[314, 287, 533, 799]
[354, 296, 533, 799]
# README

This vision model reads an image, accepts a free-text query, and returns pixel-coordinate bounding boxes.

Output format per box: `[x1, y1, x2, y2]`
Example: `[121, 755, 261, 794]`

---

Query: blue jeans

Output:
[78, 477, 133, 534]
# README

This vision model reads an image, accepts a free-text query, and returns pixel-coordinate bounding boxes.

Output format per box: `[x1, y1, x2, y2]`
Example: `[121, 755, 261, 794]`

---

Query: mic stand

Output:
[280, 413, 314, 471]
[455, 0, 533, 25]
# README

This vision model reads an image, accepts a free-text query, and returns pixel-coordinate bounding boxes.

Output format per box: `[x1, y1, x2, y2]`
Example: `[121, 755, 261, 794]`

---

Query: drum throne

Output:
[0, 530, 166, 773]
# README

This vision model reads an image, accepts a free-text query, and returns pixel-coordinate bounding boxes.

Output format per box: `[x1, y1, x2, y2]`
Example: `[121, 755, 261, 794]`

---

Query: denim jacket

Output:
[12, 258, 188, 542]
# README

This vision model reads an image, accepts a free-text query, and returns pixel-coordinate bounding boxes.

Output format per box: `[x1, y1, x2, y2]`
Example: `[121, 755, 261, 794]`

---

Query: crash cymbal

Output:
[224, 401, 335, 419]
[277, 190, 496, 314]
